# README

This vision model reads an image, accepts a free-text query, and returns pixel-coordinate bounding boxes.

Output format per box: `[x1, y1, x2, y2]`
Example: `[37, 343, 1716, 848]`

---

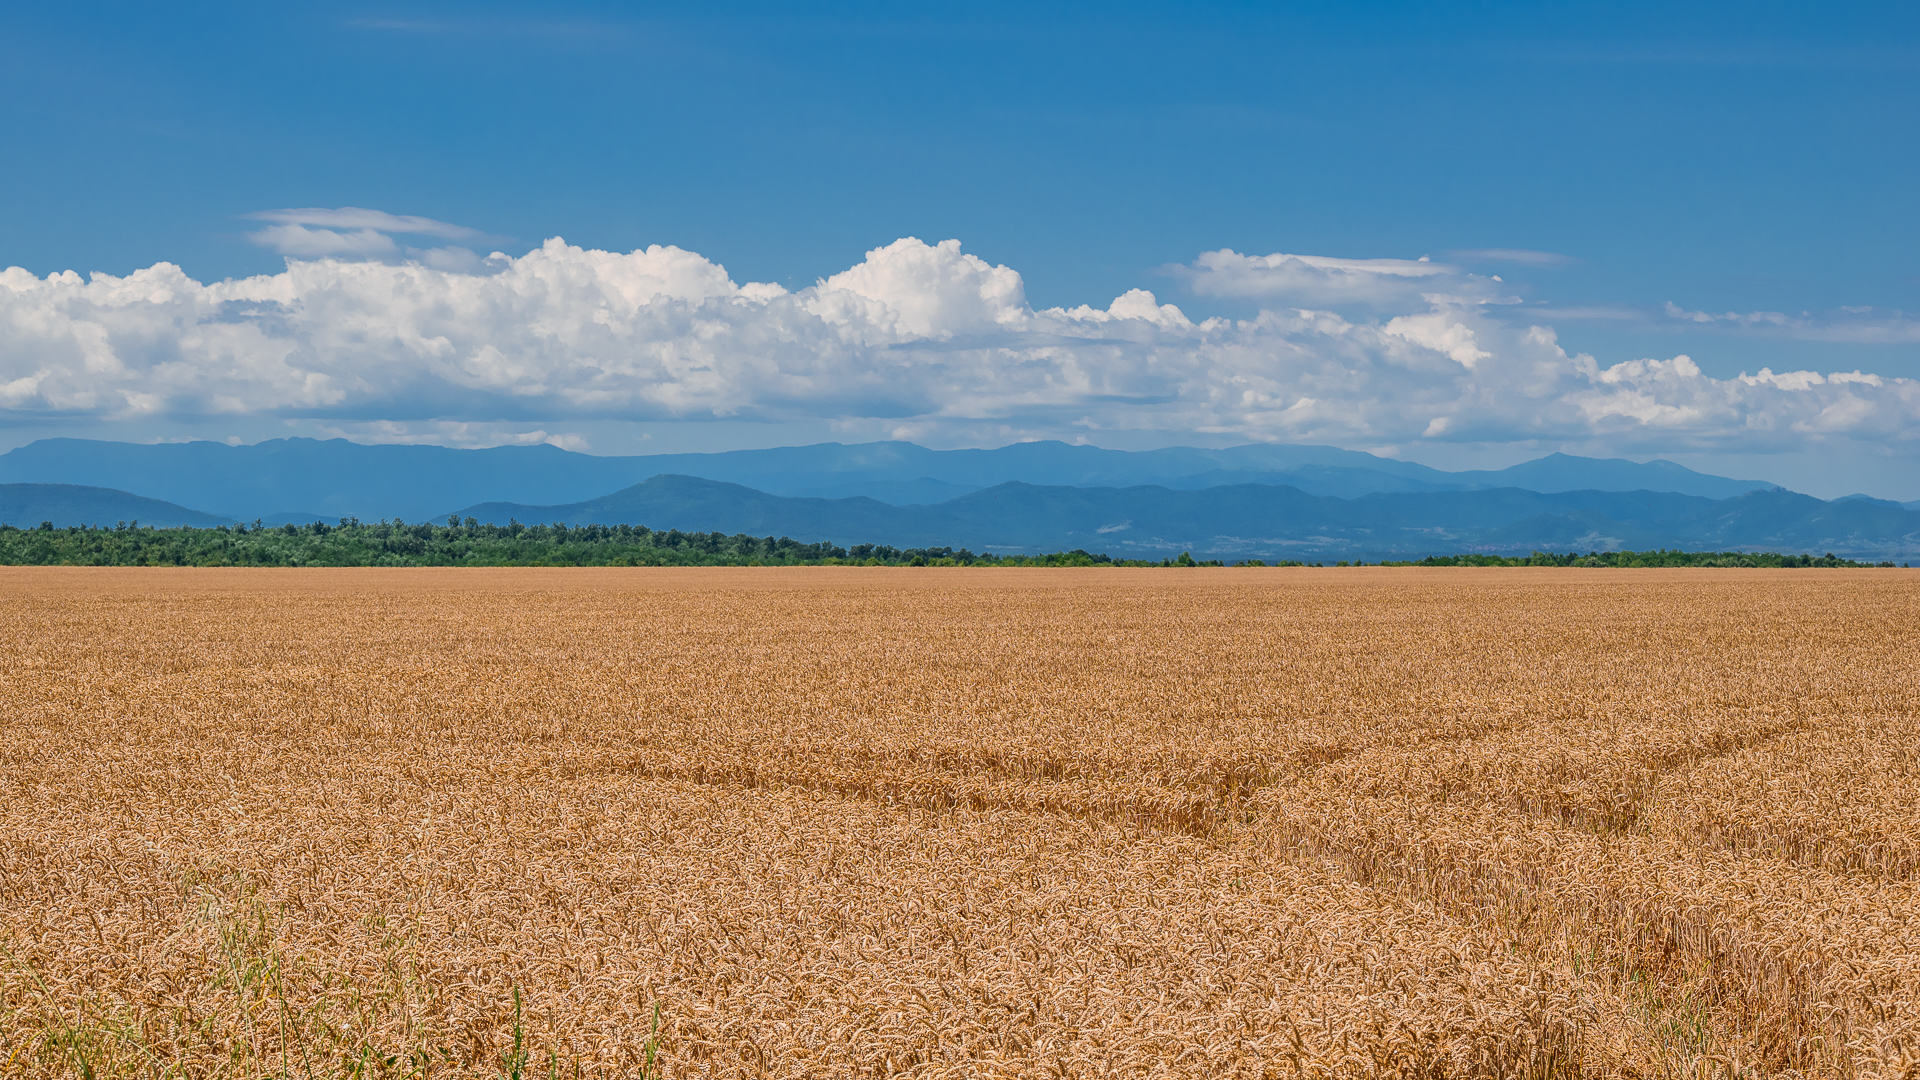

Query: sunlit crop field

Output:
[3, 567, 1917, 1078]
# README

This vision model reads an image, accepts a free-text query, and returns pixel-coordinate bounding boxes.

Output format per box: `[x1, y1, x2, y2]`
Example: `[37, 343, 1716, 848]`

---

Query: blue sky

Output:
[3, 2, 1918, 496]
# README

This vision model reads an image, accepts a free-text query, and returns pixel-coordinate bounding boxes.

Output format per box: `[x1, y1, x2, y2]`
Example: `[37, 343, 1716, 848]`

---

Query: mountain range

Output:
[1, 436, 1915, 560]
[454, 475, 1920, 562]
[0, 436, 1777, 522]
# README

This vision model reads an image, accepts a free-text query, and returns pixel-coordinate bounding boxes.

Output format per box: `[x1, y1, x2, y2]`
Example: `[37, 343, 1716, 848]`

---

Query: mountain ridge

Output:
[0, 436, 1778, 521]
[0, 484, 235, 529]
[449, 474, 1920, 562]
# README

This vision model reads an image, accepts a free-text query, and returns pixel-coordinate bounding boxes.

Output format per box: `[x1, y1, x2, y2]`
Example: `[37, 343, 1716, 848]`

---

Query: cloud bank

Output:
[2, 236, 1916, 458]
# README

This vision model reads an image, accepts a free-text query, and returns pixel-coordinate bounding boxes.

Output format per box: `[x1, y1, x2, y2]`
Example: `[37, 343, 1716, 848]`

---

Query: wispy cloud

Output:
[1521, 43, 1920, 71]
[1169, 249, 1503, 307]
[1523, 304, 1642, 321]
[1664, 301, 1920, 343]
[1448, 248, 1577, 267]
[243, 207, 503, 262]
[314, 420, 589, 452]
[245, 223, 398, 258]
[344, 17, 634, 42]
[245, 207, 487, 241]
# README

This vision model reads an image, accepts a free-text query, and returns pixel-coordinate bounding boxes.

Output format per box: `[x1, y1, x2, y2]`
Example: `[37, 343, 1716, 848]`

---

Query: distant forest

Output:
[0, 518, 1901, 568]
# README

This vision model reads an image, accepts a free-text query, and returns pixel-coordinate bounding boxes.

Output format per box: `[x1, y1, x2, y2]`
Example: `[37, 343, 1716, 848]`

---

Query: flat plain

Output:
[2, 567, 1917, 1078]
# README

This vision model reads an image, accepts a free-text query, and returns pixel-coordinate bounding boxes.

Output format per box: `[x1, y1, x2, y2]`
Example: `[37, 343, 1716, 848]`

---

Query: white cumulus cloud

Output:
[1, 236, 1916, 460]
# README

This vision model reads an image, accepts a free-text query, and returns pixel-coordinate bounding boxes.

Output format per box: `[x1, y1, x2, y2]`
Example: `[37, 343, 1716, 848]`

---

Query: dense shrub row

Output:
[0, 519, 1898, 568]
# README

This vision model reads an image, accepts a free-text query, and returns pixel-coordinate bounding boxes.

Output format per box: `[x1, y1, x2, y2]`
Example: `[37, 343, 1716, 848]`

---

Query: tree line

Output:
[0, 518, 1901, 568]
[1395, 550, 1898, 568]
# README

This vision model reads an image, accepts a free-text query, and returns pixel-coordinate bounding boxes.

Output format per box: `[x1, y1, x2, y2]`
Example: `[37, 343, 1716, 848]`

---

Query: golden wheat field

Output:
[3, 566, 1918, 1079]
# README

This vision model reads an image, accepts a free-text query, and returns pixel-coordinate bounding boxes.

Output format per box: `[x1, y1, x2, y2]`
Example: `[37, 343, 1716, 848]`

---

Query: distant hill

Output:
[0, 437, 1777, 521]
[1436, 453, 1770, 499]
[1159, 465, 1458, 496]
[0, 484, 232, 529]
[451, 476, 1920, 561]
[457, 477, 906, 542]
[774, 477, 980, 504]
[0, 438, 642, 523]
